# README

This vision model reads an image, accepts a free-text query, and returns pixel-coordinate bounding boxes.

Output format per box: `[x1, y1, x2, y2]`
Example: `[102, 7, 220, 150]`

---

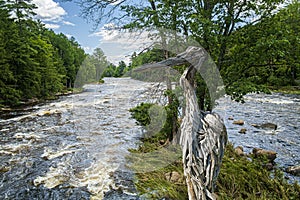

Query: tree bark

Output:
[135, 46, 228, 200]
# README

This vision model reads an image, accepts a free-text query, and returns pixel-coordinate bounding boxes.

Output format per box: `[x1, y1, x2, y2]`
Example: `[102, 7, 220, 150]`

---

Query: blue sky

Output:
[32, 0, 153, 64]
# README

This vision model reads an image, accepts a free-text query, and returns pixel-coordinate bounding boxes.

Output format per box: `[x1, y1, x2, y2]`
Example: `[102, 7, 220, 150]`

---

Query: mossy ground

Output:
[128, 103, 300, 199]
[128, 133, 187, 200]
[129, 136, 300, 199]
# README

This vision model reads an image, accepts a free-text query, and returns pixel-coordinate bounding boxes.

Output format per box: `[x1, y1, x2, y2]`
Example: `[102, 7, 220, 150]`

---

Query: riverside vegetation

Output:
[129, 102, 300, 199]
[1, 0, 299, 198]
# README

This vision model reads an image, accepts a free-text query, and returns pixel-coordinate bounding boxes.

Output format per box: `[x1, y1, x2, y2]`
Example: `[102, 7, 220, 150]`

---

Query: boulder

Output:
[239, 128, 247, 134]
[234, 146, 244, 156]
[286, 165, 300, 176]
[261, 123, 277, 130]
[165, 171, 183, 184]
[233, 120, 244, 125]
[251, 123, 277, 130]
[252, 148, 277, 162]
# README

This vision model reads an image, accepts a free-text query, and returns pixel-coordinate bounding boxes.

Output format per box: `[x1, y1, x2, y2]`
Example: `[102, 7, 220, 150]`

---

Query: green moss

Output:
[129, 104, 300, 199]
[216, 144, 300, 199]
[128, 132, 187, 199]
[134, 161, 187, 200]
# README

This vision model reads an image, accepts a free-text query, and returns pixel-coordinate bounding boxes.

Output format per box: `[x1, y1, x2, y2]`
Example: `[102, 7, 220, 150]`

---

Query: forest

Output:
[118, 0, 300, 106]
[0, 0, 86, 106]
[0, 0, 299, 199]
[1, 0, 299, 108]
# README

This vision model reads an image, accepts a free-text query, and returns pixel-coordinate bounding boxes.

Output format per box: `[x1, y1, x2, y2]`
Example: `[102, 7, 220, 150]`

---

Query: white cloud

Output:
[83, 46, 92, 53]
[110, 0, 124, 6]
[106, 54, 131, 66]
[62, 21, 75, 26]
[44, 23, 60, 29]
[65, 34, 73, 39]
[90, 23, 154, 64]
[32, 0, 66, 22]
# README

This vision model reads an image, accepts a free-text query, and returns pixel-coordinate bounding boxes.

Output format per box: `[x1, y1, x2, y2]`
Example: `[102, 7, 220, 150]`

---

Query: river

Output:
[215, 92, 300, 183]
[0, 78, 299, 199]
[0, 78, 164, 200]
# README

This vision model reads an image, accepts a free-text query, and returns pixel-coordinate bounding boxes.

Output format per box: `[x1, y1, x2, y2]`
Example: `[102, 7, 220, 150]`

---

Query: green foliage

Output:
[134, 160, 187, 200]
[101, 61, 132, 78]
[216, 144, 300, 199]
[128, 101, 186, 199]
[0, 0, 86, 105]
[98, 79, 105, 84]
[129, 103, 153, 127]
[223, 1, 300, 99]
[102, 63, 116, 77]
[130, 49, 166, 69]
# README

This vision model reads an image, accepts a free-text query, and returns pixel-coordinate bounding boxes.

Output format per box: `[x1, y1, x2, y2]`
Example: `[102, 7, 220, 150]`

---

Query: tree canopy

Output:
[77, 0, 299, 105]
[0, 0, 86, 106]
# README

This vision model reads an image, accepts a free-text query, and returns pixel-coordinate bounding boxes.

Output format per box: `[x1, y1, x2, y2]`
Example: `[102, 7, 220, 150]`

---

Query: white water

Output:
[0, 78, 164, 199]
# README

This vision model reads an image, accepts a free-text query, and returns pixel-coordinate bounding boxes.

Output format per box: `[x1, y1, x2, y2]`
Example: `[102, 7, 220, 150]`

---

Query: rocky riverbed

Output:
[214, 93, 300, 183]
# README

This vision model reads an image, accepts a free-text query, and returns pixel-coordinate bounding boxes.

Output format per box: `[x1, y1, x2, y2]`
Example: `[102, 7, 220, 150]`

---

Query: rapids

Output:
[0, 77, 299, 199]
[0, 78, 163, 200]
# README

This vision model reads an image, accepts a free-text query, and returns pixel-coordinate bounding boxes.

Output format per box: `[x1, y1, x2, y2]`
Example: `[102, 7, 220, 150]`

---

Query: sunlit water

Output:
[0, 78, 299, 199]
[215, 93, 300, 183]
[0, 78, 164, 200]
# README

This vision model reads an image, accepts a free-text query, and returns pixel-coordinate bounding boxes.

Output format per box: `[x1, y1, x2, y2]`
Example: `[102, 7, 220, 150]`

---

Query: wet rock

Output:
[261, 123, 277, 130]
[0, 166, 10, 173]
[263, 162, 275, 171]
[233, 120, 244, 125]
[286, 165, 300, 176]
[251, 123, 277, 130]
[252, 148, 277, 162]
[239, 128, 247, 134]
[234, 146, 244, 156]
[251, 124, 260, 128]
[228, 116, 234, 120]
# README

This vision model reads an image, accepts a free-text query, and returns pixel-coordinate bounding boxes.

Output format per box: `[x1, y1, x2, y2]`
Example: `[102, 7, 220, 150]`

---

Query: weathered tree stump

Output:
[135, 46, 227, 200]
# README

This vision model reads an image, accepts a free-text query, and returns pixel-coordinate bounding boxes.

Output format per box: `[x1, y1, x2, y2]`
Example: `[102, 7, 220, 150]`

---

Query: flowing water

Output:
[0, 78, 164, 200]
[215, 93, 300, 183]
[0, 78, 299, 200]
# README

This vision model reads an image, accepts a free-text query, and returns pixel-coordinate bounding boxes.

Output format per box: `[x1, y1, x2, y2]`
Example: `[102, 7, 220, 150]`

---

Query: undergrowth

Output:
[129, 103, 300, 199]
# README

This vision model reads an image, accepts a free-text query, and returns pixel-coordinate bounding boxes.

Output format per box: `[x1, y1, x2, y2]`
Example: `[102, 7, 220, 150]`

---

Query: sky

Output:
[30, 0, 290, 65]
[32, 0, 152, 65]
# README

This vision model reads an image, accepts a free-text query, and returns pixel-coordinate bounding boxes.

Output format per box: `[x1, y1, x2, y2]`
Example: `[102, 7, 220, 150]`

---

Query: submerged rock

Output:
[251, 123, 277, 130]
[286, 165, 300, 176]
[233, 120, 244, 125]
[238, 128, 247, 134]
[228, 116, 234, 120]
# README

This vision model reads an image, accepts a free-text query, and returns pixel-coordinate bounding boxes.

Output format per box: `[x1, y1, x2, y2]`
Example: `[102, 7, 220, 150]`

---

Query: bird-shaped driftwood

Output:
[134, 46, 227, 200]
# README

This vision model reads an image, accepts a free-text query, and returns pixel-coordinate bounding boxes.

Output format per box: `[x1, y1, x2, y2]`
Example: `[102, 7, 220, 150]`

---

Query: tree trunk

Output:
[135, 46, 228, 199]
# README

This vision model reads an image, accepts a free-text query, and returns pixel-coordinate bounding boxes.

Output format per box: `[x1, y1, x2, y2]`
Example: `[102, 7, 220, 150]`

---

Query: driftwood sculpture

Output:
[135, 46, 227, 200]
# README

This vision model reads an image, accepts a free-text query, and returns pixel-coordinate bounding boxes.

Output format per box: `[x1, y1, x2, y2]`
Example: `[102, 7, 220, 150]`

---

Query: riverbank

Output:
[129, 93, 300, 199]
[0, 88, 84, 119]
[269, 85, 300, 95]
[129, 129, 300, 199]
